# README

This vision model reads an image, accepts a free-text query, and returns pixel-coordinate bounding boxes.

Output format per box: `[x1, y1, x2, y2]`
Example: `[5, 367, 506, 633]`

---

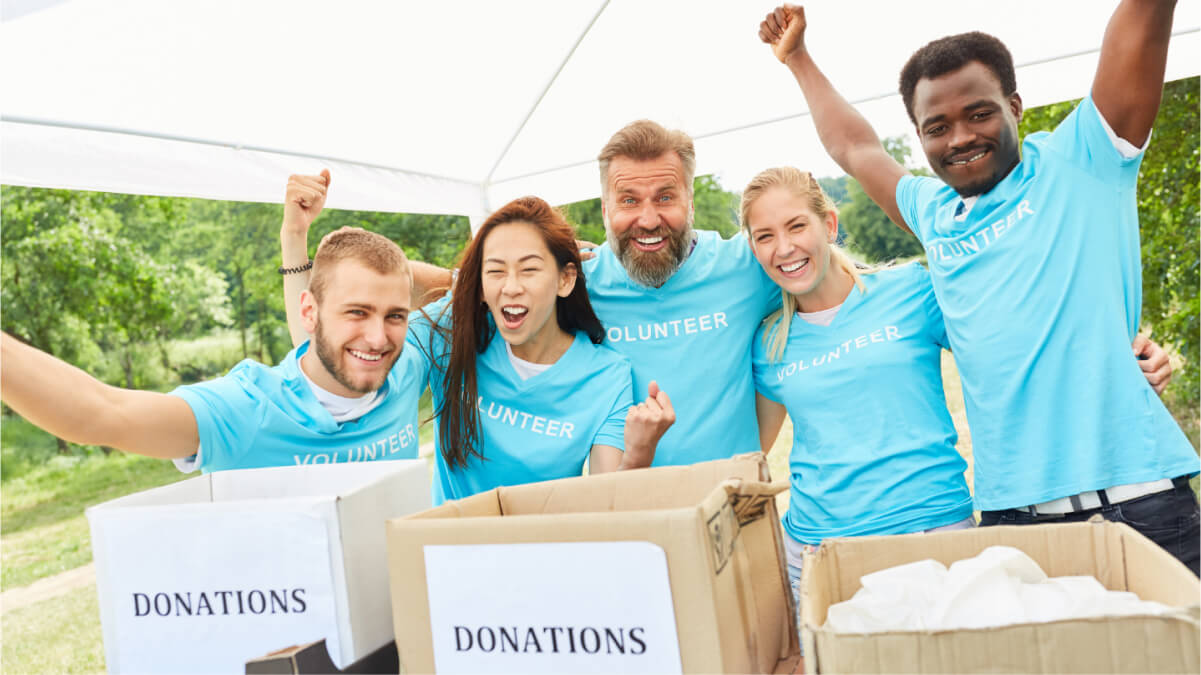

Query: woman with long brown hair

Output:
[279, 175, 672, 501]
[411, 195, 674, 502]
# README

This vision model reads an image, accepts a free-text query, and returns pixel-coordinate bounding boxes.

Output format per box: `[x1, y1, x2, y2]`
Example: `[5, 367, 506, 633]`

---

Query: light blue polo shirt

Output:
[896, 95, 1198, 510]
[171, 341, 424, 472]
[583, 229, 780, 466]
[753, 264, 973, 544]
[409, 301, 634, 504]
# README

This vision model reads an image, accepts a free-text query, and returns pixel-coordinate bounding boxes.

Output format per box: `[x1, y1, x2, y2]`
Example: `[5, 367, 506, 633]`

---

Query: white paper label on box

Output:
[98, 509, 339, 674]
[423, 542, 681, 674]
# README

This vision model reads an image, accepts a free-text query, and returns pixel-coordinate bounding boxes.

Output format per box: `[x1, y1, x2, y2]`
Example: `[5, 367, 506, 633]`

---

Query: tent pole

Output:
[483, 0, 611, 186]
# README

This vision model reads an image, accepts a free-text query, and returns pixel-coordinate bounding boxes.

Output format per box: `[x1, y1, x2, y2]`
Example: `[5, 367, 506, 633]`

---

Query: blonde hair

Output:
[310, 227, 412, 303]
[598, 119, 696, 198]
[740, 167, 869, 363]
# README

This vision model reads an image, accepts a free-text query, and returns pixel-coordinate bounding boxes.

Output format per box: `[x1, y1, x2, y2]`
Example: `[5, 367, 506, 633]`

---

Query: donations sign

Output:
[423, 542, 682, 674]
[93, 506, 338, 673]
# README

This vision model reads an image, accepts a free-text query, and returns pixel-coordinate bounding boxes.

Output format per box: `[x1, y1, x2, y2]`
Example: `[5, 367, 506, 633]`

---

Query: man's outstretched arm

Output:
[1, 333, 199, 459]
[1092, 0, 1177, 148]
[760, 4, 909, 230]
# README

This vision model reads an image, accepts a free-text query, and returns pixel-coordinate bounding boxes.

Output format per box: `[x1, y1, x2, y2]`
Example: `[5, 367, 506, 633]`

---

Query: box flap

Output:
[211, 461, 421, 502]
[405, 489, 502, 520]
[494, 453, 768, 516]
[86, 473, 214, 514]
[1117, 521, 1201, 604]
[332, 461, 431, 664]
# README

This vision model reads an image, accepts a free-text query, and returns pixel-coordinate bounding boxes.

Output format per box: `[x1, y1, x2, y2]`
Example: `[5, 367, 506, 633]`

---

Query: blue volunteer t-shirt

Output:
[409, 300, 634, 504]
[171, 341, 424, 472]
[753, 264, 973, 544]
[583, 229, 779, 466]
[896, 95, 1199, 510]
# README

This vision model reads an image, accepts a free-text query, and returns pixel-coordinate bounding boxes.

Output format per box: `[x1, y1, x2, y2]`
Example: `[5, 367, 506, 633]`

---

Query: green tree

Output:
[308, 209, 470, 268]
[1, 218, 190, 452]
[835, 137, 927, 262]
[817, 176, 849, 206]
[1019, 77, 1199, 438]
[1, 186, 234, 415]
[183, 200, 290, 364]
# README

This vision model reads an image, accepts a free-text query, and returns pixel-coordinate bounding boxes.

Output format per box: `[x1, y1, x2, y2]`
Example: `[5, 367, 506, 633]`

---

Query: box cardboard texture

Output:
[87, 460, 430, 674]
[800, 520, 1201, 674]
[386, 453, 800, 673]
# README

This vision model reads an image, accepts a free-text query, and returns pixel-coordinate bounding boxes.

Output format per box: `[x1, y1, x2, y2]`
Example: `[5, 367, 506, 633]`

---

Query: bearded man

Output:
[581, 120, 780, 465]
[1, 227, 424, 472]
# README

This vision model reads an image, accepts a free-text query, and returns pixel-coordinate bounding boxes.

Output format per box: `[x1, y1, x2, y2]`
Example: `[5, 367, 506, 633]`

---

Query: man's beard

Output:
[607, 223, 694, 288]
[312, 319, 390, 395]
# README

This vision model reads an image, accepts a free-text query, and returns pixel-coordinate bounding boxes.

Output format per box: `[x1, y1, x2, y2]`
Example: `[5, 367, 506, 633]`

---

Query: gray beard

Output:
[608, 225, 694, 289]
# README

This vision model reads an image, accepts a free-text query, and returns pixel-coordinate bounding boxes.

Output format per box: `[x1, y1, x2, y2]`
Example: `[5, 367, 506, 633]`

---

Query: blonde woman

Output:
[743, 167, 975, 633]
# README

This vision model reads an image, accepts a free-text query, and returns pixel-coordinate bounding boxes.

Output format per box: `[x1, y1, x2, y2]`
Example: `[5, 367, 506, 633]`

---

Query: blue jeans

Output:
[979, 476, 1200, 576]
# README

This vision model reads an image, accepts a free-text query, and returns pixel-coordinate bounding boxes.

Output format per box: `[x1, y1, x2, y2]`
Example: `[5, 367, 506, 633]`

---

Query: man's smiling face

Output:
[912, 61, 1023, 197]
[602, 152, 694, 288]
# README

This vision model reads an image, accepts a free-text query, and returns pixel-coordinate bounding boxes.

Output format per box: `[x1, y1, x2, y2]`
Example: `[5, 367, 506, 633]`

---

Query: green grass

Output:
[2, 585, 105, 674]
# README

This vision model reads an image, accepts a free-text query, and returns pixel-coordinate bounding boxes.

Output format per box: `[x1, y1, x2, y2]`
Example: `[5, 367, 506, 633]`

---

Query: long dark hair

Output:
[436, 196, 605, 469]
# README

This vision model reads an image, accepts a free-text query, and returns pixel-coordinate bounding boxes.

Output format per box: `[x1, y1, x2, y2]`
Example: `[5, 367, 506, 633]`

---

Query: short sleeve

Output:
[170, 373, 261, 472]
[722, 234, 781, 319]
[911, 264, 949, 349]
[751, 321, 784, 404]
[1042, 96, 1143, 185]
[591, 361, 633, 451]
[895, 174, 944, 245]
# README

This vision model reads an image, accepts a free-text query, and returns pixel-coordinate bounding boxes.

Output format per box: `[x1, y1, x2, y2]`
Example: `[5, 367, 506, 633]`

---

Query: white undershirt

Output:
[300, 368, 385, 423]
[954, 108, 1147, 222]
[505, 342, 553, 380]
[173, 364, 385, 473]
[797, 303, 843, 327]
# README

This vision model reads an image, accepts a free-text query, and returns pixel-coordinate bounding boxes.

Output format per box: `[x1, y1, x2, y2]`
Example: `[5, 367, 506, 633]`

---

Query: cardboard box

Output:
[386, 453, 800, 673]
[801, 520, 1201, 674]
[87, 460, 430, 674]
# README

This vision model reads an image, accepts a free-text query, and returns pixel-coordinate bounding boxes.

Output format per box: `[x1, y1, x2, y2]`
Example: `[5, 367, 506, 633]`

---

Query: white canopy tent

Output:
[2, 0, 1198, 227]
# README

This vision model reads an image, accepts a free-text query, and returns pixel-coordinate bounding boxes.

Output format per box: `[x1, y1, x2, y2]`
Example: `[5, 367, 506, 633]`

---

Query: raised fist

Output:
[622, 380, 675, 470]
[759, 5, 807, 64]
[282, 169, 331, 234]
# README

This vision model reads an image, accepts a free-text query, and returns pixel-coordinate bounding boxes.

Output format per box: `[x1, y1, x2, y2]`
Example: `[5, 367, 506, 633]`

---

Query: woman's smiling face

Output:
[480, 220, 576, 350]
[746, 186, 839, 298]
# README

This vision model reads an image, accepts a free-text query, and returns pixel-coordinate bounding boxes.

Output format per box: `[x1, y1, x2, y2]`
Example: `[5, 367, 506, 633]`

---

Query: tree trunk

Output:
[235, 270, 248, 359]
[121, 349, 135, 389]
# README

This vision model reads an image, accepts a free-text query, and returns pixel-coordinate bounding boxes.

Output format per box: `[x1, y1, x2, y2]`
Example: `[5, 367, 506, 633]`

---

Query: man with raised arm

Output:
[282, 127, 1176, 472]
[281, 129, 782, 466]
[760, 2, 1199, 571]
[2, 226, 425, 472]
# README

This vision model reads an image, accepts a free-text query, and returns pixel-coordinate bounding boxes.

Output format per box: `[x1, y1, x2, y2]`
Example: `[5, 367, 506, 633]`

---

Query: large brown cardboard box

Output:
[801, 520, 1200, 674]
[386, 453, 800, 673]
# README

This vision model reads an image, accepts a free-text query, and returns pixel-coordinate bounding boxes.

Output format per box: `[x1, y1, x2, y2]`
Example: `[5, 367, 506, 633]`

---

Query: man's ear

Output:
[300, 290, 320, 334]
[1010, 92, 1024, 124]
[558, 262, 578, 298]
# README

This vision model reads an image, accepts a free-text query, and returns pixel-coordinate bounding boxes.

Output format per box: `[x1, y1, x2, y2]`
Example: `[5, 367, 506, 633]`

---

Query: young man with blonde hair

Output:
[1, 227, 425, 472]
